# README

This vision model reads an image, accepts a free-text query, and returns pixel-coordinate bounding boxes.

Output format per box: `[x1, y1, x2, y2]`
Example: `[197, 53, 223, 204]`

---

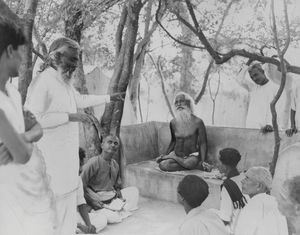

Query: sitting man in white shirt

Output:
[178, 175, 229, 235]
[77, 148, 107, 234]
[81, 135, 139, 224]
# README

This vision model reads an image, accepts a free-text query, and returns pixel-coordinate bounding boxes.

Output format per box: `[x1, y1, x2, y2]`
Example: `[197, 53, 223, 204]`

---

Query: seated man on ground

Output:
[277, 176, 300, 235]
[81, 135, 139, 224]
[77, 148, 107, 234]
[156, 92, 209, 172]
[178, 175, 229, 235]
[216, 148, 248, 234]
[234, 167, 288, 235]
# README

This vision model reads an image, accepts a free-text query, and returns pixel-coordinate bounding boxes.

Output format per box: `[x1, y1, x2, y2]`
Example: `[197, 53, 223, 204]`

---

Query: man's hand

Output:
[202, 161, 213, 172]
[260, 125, 274, 134]
[78, 223, 96, 234]
[110, 92, 126, 102]
[68, 113, 92, 124]
[116, 189, 123, 200]
[286, 127, 298, 137]
[86, 225, 96, 234]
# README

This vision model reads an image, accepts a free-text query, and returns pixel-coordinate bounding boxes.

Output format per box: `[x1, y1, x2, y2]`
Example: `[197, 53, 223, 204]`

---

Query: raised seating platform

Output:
[120, 122, 300, 207]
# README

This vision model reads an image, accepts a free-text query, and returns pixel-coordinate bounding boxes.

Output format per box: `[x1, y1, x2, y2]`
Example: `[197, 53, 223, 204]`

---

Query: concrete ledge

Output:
[124, 160, 222, 209]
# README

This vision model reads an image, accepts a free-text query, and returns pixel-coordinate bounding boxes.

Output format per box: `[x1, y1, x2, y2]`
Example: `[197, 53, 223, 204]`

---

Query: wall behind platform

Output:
[121, 122, 300, 171]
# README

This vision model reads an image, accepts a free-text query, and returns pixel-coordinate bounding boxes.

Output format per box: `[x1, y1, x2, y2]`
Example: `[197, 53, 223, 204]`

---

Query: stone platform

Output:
[124, 160, 222, 208]
[120, 122, 300, 205]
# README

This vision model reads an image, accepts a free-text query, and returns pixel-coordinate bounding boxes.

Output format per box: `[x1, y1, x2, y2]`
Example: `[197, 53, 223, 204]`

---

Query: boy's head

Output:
[177, 175, 209, 211]
[0, 17, 26, 78]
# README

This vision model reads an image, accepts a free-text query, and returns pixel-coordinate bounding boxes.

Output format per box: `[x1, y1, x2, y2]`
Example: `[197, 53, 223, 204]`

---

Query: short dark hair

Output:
[0, 16, 26, 57]
[79, 147, 86, 162]
[177, 175, 209, 208]
[219, 148, 241, 167]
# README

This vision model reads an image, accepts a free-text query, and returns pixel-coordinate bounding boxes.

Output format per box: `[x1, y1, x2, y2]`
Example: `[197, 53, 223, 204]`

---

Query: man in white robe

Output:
[234, 167, 288, 235]
[236, 63, 287, 131]
[25, 37, 123, 235]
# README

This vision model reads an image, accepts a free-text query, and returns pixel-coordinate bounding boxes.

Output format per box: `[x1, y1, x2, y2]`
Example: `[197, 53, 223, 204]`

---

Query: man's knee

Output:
[158, 160, 170, 171]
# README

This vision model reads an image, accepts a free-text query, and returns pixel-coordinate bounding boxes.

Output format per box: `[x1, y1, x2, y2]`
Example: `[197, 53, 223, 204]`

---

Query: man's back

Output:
[179, 207, 228, 235]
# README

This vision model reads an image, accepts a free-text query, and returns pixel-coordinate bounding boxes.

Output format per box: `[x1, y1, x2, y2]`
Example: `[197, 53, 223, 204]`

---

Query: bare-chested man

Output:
[156, 92, 208, 172]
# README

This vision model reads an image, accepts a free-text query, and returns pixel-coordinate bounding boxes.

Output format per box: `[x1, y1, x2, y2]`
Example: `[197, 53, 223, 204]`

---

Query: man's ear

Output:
[5, 44, 14, 58]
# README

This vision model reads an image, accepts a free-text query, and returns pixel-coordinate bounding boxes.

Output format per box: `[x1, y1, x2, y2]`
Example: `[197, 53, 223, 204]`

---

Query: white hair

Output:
[173, 91, 195, 114]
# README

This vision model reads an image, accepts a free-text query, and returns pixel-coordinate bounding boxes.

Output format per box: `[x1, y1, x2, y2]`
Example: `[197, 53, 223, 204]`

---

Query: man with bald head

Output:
[156, 92, 209, 172]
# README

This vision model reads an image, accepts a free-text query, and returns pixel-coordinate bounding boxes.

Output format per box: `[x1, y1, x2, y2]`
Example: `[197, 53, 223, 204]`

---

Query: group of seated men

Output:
[75, 62, 300, 234]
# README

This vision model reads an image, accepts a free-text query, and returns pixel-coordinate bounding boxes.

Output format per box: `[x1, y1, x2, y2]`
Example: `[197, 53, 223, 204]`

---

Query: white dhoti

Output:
[90, 186, 139, 224]
[55, 191, 77, 235]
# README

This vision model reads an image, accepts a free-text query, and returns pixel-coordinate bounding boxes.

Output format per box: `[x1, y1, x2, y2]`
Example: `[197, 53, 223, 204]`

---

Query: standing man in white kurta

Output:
[237, 63, 286, 132]
[25, 37, 121, 235]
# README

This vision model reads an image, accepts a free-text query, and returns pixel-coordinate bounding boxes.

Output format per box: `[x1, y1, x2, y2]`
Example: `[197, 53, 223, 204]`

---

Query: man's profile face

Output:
[248, 64, 268, 85]
[241, 175, 259, 195]
[174, 94, 191, 111]
[101, 135, 120, 154]
[7, 45, 23, 78]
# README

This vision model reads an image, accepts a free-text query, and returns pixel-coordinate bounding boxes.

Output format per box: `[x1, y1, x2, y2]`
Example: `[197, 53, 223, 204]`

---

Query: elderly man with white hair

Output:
[156, 92, 209, 172]
[234, 166, 288, 235]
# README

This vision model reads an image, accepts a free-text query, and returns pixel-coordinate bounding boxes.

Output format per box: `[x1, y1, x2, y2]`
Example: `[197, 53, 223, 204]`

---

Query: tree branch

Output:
[115, 5, 128, 58]
[147, 53, 175, 118]
[195, 59, 214, 103]
[269, 0, 289, 177]
[155, 0, 205, 50]
[158, 1, 300, 75]
[173, 0, 221, 61]
[194, 0, 235, 103]
[282, 0, 290, 55]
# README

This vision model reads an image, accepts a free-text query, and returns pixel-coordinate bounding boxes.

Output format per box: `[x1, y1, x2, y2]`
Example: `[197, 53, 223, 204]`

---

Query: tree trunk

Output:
[18, 0, 39, 104]
[64, 0, 102, 159]
[129, 0, 162, 118]
[101, 0, 143, 136]
[177, 2, 195, 97]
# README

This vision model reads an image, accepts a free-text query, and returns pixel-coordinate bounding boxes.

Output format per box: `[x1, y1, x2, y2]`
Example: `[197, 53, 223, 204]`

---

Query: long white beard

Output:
[174, 109, 193, 133]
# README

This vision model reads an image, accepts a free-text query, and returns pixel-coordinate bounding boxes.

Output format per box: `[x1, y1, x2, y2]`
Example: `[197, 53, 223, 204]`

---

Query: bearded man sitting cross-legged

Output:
[156, 92, 210, 172]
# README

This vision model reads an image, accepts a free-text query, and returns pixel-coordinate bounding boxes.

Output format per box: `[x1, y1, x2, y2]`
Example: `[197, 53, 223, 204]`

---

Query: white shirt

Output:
[218, 174, 247, 234]
[25, 68, 110, 195]
[234, 193, 288, 235]
[236, 65, 287, 129]
[0, 82, 25, 141]
[179, 207, 229, 235]
[246, 81, 279, 129]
